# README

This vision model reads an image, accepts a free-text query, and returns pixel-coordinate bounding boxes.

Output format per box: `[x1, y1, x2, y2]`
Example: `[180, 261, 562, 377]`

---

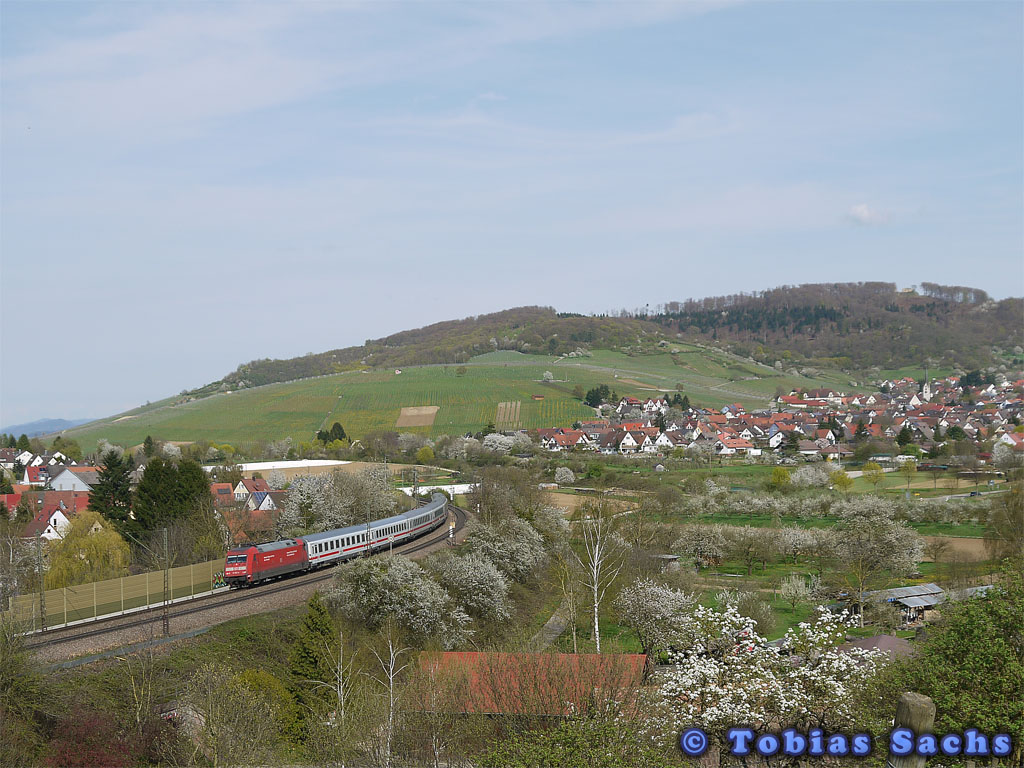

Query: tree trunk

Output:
[593, 583, 601, 654]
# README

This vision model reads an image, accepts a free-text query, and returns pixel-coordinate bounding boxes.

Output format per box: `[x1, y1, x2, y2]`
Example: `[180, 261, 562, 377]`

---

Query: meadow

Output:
[57, 350, 856, 452]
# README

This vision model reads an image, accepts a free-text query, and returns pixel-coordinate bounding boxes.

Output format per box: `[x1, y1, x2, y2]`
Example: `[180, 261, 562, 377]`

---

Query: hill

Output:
[199, 306, 664, 394]
[191, 285, 1020, 399]
[51, 283, 1020, 452]
[645, 282, 1022, 370]
[55, 348, 854, 453]
[1, 417, 93, 438]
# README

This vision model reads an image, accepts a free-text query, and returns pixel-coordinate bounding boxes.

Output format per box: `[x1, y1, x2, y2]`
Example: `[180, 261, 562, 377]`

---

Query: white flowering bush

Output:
[659, 607, 886, 743]
[554, 466, 576, 485]
[791, 464, 831, 488]
[468, 517, 547, 582]
[431, 551, 511, 622]
[482, 433, 514, 454]
[531, 505, 570, 543]
[329, 555, 470, 647]
[614, 577, 695, 656]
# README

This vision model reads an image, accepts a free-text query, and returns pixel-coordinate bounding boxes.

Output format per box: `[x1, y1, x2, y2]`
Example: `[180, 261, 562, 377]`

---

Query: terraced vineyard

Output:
[57, 350, 856, 451]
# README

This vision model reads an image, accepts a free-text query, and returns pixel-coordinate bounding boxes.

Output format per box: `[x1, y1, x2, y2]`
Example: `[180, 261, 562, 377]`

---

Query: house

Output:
[23, 507, 71, 540]
[49, 466, 101, 492]
[246, 490, 289, 512]
[233, 477, 272, 502]
[21, 465, 50, 487]
[210, 482, 236, 507]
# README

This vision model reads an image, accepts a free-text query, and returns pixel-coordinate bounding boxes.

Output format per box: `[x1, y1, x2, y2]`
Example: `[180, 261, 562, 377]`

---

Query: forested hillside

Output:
[197, 284, 1021, 395]
[645, 282, 1021, 370]
[206, 307, 665, 392]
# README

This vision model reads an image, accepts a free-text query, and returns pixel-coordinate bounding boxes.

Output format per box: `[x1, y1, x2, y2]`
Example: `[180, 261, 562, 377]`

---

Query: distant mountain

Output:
[1, 417, 94, 438]
[188, 284, 1021, 397]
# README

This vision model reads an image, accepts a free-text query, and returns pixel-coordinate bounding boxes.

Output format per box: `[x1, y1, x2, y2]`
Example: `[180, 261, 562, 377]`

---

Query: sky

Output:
[2, 1, 1022, 426]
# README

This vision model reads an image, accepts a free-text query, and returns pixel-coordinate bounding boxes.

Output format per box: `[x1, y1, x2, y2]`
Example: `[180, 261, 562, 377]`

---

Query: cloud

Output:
[847, 203, 890, 226]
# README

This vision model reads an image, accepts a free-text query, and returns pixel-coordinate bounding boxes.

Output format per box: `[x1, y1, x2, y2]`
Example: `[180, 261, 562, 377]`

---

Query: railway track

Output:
[27, 503, 469, 651]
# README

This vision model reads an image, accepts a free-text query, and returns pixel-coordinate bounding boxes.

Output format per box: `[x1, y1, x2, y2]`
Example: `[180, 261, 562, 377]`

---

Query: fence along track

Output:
[22, 503, 468, 650]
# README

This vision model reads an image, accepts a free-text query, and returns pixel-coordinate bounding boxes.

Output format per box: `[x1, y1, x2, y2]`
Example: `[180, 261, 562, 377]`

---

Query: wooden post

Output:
[887, 692, 936, 768]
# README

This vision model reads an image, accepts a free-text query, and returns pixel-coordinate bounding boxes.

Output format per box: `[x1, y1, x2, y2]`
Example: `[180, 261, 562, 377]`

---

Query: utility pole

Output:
[162, 527, 170, 636]
[35, 534, 45, 633]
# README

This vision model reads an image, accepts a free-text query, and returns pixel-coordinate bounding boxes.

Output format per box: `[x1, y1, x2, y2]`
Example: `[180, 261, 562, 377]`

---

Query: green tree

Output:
[482, 710, 665, 768]
[862, 461, 885, 491]
[16, 434, 29, 451]
[132, 458, 208, 532]
[288, 593, 336, 723]
[0, 473, 12, 495]
[769, 466, 792, 491]
[51, 436, 83, 463]
[830, 469, 853, 494]
[899, 459, 918, 489]
[896, 425, 914, 446]
[88, 451, 134, 530]
[143, 435, 155, 457]
[329, 422, 347, 442]
[873, 561, 1024, 765]
[854, 421, 868, 441]
[45, 510, 131, 589]
[947, 425, 967, 441]
[415, 446, 434, 464]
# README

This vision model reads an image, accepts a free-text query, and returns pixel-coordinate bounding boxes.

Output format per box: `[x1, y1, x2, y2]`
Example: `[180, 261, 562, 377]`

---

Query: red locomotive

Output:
[224, 539, 308, 587]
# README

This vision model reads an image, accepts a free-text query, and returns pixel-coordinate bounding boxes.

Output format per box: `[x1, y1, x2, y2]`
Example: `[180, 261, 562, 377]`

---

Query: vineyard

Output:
[57, 351, 855, 451]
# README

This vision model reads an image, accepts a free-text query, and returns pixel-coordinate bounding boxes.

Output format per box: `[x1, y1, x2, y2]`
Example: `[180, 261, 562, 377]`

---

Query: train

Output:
[223, 493, 450, 587]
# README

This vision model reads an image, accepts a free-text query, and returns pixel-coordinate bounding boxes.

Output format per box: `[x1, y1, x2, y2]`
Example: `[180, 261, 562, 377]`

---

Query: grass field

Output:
[58, 350, 858, 452]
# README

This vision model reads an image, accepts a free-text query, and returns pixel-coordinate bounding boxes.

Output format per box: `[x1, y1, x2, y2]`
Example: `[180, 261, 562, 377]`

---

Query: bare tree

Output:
[306, 626, 364, 768]
[569, 500, 627, 653]
[368, 623, 411, 768]
[554, 551, 582, 654]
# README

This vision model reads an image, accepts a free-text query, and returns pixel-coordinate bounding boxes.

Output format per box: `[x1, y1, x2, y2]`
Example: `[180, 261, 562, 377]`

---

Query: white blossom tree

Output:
[614, 577, 695, 658]
[482, 433, 515, 454]
[831, 505, 921, 626]
[531, 505, 570, 545]
[829, 503, 922, 625]
[673, 524, 727, 569]
[791, 464, 831, 488]
[468, 517, 547, 583]
[659, 607, 886, 755]
[777, 526, 817, 563]
[266, 470, 287, 490]
[431, 551, 511, 622]
[328, 556, 470, 647]
[780, 572, 813, 610]
[554, 466, 576, 485]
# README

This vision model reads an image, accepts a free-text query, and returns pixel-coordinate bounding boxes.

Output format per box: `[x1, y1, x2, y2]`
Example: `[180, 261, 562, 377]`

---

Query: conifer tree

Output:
[288, 593, 336, 724]
[88, 451, 134, 530]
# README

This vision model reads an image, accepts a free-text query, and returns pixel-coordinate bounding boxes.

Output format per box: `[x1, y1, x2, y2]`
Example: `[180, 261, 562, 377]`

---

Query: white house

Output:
[49, 466, 100, 492]
[27, 508, 72, 541]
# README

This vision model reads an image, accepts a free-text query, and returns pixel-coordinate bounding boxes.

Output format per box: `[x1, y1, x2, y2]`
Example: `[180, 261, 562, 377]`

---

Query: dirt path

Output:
[527, 598, 570, 651]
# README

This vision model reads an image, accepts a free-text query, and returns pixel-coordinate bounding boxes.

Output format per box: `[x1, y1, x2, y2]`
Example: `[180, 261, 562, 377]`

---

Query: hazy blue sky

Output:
[2, 1, 1022, 426]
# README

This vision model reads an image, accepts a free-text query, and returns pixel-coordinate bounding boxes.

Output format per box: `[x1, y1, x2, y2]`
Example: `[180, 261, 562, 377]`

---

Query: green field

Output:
[57, 350, 858, 452]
